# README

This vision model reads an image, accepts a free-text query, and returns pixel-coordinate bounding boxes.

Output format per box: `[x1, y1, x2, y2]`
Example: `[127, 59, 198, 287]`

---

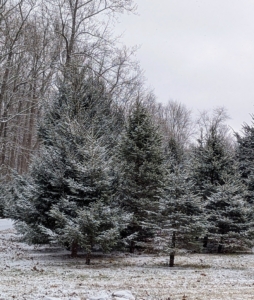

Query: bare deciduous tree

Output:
[144, 98, 195, 160]
[196, 107, 235, 152]
[0, 0, 142, 178]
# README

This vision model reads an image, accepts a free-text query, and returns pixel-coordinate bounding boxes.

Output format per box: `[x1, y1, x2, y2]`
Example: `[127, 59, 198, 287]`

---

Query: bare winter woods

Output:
[0, 0, 141, 176]
[0, 0, 236, 180]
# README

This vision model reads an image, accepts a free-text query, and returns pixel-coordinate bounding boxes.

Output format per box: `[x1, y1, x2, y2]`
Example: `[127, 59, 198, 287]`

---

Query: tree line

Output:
[2, 79, 254, 266]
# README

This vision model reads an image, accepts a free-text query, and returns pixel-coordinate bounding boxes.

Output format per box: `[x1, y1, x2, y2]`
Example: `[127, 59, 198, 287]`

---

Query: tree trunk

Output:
[130, 240, 135, 253]
[203, 235, 208, 248]
[169, 231, 176, 267]
[218, 237, 223, 253]
[0, 121, 7, 168]
[169, 252, 175, 267]
[71, 241, 78, 257]
[86, 252, 91, 265]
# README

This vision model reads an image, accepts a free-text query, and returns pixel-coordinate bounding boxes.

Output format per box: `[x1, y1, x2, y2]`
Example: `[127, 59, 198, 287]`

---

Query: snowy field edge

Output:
[1, 223, 254, 299]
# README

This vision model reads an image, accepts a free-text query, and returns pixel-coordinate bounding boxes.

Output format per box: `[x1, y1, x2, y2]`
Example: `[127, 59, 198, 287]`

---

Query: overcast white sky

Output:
[114, 0, 254, 133]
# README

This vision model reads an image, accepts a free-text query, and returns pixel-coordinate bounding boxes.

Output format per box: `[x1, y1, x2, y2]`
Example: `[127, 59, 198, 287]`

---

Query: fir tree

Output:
[190, 123, 234, 200]
[6, 78, 130, 262]
[158, 159, 206, 267]
[39, 76, 124, 150]
[117, 100, 165, 253]
[40, 130, 131, 263]
[236, 118, 254, 204]
[204, 173, 254, 253]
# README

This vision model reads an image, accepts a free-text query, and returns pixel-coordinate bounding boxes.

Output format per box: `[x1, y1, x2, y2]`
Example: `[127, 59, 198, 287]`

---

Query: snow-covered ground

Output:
[0, 218, 13, 231]
[0, 219, 254, 300]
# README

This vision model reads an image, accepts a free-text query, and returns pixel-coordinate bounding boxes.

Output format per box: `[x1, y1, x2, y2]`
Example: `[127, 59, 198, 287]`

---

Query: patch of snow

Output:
[88, 297, 109, 300]
[112, 290, 135, 300]
[87, 291, 110, 300]
[44, 297, 63, 300]
[0, 218, 13, 231]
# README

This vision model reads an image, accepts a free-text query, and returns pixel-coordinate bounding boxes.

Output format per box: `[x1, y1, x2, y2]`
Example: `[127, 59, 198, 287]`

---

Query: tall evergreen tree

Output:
[158, 158, 206, 267]
[6, 77, 130, 262]
[236, 118, 254, 204]
[117, 100, 165, 252]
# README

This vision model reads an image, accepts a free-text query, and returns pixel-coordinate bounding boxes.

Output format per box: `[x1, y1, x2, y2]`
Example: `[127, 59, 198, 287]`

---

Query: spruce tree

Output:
[117, 100, 165, 253]
[236, 118, 254, 204]
[41, 130, 130, 263]
[204, 173, 254, 253]
[190, 124, 234, 200]
[6, 77, 130, 262]
[158, 158, 206, 267]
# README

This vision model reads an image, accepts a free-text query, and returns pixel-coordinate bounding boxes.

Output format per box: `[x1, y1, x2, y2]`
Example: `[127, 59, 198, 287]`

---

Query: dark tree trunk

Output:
[169, 231, 176, 267]
[169, 253, 175, 267]
[203, 235, 208, 248]
[218, 237, 223, 253]
[130, 240, 135, 253]
[86, 252, 91, 265]
[71, 241, 78, 257]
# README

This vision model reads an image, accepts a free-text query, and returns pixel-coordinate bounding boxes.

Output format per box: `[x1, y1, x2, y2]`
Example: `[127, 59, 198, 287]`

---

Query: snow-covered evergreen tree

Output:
[236, 118, 254, 204]
[40, 130, 131, 263]
[6, 77, 130, 262]
[204, 172, 254, 253]
[39, 76, 124, 150]
[117, 100, 165, 252]
[190, 122, 234, 200]
[158, 158, 206, 267]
